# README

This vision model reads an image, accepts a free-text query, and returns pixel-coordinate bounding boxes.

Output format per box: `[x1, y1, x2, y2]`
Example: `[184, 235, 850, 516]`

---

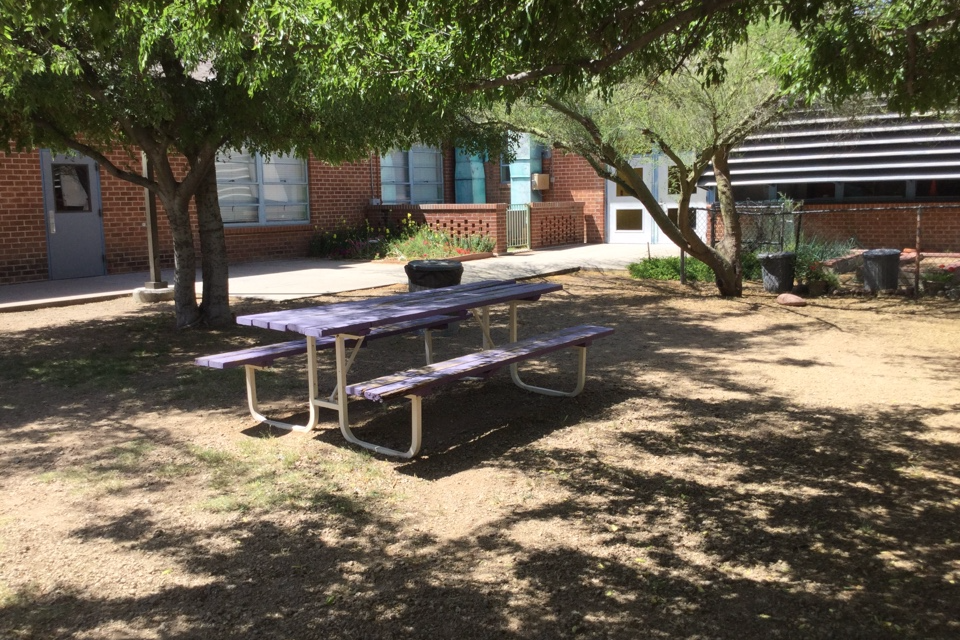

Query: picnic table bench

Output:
[196, 279, 613, 458]
[195, 313, 466, 431]
[346, 324, 614, 457]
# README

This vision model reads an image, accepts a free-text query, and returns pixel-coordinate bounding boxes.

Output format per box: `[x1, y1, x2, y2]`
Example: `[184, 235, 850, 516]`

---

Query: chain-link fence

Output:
[709, 200, 798, 252]
[709, 202, 960, 254]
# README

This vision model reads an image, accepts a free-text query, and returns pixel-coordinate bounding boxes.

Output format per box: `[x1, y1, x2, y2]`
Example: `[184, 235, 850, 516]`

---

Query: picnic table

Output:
[197, 279, 612, 458]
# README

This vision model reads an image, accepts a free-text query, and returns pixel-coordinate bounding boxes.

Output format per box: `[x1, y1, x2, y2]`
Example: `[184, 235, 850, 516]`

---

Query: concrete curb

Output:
[0, 292, 131, 313]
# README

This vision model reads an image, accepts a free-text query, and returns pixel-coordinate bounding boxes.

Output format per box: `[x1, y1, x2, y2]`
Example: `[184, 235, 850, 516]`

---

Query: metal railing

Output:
[506, 204, 531, 251]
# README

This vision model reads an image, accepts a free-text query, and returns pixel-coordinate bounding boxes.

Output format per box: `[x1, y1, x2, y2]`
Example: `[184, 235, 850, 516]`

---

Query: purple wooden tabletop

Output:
[237, 280, 508, 330]
[236, 279, 563, 338]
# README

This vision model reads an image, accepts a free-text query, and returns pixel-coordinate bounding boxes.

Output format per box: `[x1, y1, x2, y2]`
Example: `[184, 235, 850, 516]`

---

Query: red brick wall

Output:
[484, 161, 512, 204]
[100, 149, 177, 275]
[800, 204, 960, 252]
[530, 202, 585, 248]
[541, 152, 606, 243]
[366, 204, 509, 254]
[708, 203, 960, 252]
[0, 149, 386, 284]
[0, 151, 48, 284]
[442, 147, 456, 204]
[307, 156, 377, 232]
[482, 151, 605, 244]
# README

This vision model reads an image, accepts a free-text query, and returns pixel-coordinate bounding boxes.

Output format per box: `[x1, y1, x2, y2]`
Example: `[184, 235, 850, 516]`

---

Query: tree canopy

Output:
[6, 0, 959, 319]
[484, 22, 795, 295]
[781, 1, 960, 114]
[0, 0, 497, 326]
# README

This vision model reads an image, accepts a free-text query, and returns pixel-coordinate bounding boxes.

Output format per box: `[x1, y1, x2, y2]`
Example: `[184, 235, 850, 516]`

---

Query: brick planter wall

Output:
[366, 204, 509, 254]
[529, 202, 585, 248]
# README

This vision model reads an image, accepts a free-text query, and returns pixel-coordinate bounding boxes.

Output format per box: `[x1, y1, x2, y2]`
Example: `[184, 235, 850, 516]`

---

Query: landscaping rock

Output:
[776, 293, 807, 307]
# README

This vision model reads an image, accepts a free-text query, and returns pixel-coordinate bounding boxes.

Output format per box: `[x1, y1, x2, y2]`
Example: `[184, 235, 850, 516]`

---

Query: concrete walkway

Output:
[0, 243, 680, 312]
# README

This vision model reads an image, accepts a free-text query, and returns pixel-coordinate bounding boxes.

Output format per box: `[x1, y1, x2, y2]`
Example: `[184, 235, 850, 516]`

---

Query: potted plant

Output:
[922, 265, 957, 295]
[805, 261, 839, 296]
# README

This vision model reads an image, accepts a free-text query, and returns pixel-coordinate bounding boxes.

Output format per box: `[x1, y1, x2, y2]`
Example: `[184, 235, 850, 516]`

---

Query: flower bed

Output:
[308, 215, 495, 261]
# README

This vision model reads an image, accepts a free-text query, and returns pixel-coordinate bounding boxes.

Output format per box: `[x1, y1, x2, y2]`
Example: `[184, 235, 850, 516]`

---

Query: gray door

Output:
[40, 150, 105, 279]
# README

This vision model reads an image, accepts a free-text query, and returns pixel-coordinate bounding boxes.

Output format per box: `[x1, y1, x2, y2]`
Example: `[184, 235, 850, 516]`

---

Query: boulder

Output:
[776, 293, 807, 307]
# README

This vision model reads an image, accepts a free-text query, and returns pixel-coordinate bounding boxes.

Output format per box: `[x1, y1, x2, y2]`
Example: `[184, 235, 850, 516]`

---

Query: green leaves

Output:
[785, 1, 960, 113]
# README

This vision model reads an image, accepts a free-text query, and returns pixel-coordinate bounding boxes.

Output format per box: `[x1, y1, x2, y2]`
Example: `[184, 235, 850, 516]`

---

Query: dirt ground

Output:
[1, 272, 959, 639]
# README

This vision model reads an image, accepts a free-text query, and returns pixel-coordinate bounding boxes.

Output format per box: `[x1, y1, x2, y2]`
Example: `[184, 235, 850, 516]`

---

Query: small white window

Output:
[216, 150, 309, 225]
[380, 145, 443, 204]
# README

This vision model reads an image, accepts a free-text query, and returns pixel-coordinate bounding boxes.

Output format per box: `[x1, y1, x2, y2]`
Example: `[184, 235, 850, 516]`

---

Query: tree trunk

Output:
[194, 165, 233, 327]
[156, 191, 202, 327]
[609, 157, 736, 295]
[711, 145, 743, 297]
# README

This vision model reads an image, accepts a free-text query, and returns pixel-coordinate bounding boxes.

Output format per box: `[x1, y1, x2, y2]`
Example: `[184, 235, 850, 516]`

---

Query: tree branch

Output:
[467, 0, 749, 91]
[717, 92, 782, 147]
[903, 8, 960, 36]
[33, 119, 155, 190]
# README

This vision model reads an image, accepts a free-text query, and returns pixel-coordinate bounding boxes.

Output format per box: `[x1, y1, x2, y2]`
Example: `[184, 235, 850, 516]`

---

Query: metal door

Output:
[605, 159, 654, 244]
[40, 150, 105, 279]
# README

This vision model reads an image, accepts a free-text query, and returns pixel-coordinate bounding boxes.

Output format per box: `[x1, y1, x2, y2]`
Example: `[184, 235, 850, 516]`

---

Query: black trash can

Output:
[862, 248, 901, 292]
[405, 260, 464, 336]
[758, 251, 796, 293]
[404, 259, 464, 292]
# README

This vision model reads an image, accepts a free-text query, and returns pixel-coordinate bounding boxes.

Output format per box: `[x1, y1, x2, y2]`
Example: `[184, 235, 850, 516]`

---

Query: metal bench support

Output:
[508, 302, 588, 398]
[343, 322, 612, 458]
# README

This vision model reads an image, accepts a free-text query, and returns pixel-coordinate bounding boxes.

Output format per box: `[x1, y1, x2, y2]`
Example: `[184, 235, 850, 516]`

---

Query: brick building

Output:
[700, 111, 960, 252]
[4, 113, 959, 286]
[0, 140, 611, 286]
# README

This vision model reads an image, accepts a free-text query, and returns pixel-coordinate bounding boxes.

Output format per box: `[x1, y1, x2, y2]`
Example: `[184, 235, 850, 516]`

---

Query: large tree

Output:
[1, 0, 885, 321]
[485, 24, 792, 296]
[0, 0, 490, 328]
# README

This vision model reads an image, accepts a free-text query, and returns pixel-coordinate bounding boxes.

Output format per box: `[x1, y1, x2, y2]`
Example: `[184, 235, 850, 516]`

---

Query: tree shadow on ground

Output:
[2, 275, 959, 638]
[3, 400, 958, 638]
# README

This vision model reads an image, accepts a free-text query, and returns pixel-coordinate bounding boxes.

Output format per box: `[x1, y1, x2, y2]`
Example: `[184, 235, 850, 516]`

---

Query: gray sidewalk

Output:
[0, 243, 679, 312]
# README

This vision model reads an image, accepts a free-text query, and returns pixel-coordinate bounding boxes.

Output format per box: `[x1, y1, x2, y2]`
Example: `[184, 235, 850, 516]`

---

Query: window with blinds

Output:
[216, 150, 309, 224]
[380, 146, 443, 204]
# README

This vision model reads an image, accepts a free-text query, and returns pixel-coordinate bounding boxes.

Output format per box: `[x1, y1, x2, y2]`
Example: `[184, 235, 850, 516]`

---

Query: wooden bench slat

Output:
[237, 280, 511, 330]
[195, 339, 310, 370]
[292, 282, 563, 338]
[195, 312, 466, 370]
[346, 325, 614, 402]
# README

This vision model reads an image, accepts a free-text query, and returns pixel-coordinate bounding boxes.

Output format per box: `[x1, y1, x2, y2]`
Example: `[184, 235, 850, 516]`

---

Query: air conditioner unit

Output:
[531, 173, 550, 191]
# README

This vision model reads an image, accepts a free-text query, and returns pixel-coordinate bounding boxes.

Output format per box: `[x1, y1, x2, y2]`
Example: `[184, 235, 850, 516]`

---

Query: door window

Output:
[616, 209, 644, 231]
[53, 164, 92, 211]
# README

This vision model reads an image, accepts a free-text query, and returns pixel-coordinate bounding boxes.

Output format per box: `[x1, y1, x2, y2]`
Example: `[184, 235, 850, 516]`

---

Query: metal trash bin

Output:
[404, 259, 464, 292]
[862, 249, 901, 292]
[758, 251, 796, 293]
[404, 260, 464, 336]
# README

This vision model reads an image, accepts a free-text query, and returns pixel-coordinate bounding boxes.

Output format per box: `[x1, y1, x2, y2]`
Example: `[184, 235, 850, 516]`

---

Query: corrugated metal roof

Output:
[699, 111, 960, 188]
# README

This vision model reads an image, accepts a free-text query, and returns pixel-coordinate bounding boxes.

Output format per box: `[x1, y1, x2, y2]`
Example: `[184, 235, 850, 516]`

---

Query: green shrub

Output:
[308, 220, 387, 259]
[741, 251, 762, 280]
[384, 224, 494, 260]
[308, 214, 494, 261]
[628, 256, 715, 282]
[790, 235, 858, 283]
